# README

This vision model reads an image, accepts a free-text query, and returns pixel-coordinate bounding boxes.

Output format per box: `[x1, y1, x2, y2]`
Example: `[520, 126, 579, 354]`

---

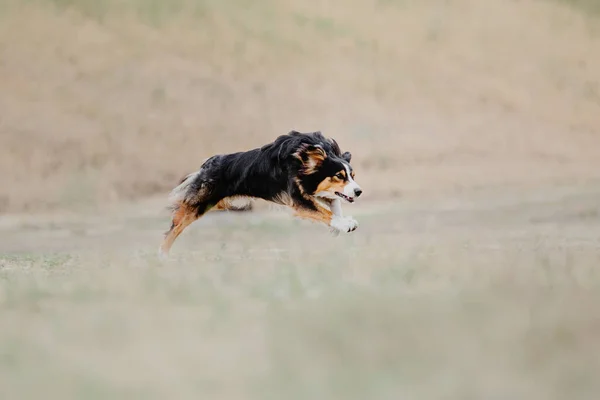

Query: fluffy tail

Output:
[168, 171, 200, 209]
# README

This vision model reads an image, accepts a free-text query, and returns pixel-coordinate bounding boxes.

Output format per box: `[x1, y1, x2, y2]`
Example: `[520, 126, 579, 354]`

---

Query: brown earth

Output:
[1, 0, 599, 213]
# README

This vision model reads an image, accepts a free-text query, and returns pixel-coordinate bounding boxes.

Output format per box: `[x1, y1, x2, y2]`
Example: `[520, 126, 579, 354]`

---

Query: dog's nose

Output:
[354, 188, 363, 197]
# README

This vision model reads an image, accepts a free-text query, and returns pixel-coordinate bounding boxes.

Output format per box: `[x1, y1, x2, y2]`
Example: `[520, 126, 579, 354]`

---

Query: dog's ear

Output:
[328, 138, 342, 156]
[341, 151, 352, 163]
[295, 144, 327, 173]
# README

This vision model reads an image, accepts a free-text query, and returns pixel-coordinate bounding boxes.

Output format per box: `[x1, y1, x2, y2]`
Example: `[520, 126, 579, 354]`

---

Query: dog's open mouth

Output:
[335, 192, 355, 203]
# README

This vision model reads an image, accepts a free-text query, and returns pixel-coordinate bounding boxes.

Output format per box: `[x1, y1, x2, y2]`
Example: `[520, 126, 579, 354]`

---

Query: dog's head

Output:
[294, 140, 362, 204]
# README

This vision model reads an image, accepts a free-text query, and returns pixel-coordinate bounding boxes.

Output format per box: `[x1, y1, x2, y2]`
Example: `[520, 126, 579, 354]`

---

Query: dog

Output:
[159, 130, 362, 257]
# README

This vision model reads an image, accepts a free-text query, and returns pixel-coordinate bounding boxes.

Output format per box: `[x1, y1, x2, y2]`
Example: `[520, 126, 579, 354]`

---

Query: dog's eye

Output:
[335, 172, 345, 180]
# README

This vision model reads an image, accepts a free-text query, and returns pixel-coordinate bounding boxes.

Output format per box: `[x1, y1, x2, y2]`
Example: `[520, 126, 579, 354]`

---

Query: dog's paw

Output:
[345, 217, 359, 232]
[330, 216, 359, 233]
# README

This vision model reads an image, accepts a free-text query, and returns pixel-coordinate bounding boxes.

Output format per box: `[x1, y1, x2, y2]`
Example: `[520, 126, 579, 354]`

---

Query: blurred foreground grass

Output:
[2, 188, 600, 399]
[2, 246, 599, 399]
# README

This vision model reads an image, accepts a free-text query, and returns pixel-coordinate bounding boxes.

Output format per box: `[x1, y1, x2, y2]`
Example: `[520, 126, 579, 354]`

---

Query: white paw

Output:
[330, 216, 359, 234]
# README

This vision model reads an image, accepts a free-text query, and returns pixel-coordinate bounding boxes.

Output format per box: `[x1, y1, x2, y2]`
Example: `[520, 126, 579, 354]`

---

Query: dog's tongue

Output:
[336, 192, 354, 203]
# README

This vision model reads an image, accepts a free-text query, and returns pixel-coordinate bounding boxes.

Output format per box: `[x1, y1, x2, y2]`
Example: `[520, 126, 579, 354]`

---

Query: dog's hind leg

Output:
[159, 200, 219, 258]
[159, 169, 221, 258]
[159, 204, 197, 258]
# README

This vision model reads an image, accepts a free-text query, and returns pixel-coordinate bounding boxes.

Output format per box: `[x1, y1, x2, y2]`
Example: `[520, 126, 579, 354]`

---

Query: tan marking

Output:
[213, 200, 228, 211]
[214, 196, 253, 211]
[316, 176, 347, 195]
[160, 203, 199, 255]
[293, 208, 333, 225]
[294, 145, 327, 174]
[294, 177, 307, 196]
[292, 202, 333, 226]
[273, 192, 295, 207]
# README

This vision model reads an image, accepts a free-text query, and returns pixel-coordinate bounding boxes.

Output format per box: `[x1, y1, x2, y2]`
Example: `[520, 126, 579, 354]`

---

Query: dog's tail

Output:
[167, 170, 200, 209]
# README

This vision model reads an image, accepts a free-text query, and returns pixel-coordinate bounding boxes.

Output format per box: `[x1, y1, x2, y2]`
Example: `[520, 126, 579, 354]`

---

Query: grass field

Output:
[2, 0, 600, 398]
[2, 185, 600, 399]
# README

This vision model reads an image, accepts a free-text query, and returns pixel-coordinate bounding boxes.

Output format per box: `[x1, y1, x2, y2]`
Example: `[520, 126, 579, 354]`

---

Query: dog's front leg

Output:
[329, 215, 358, 234]
[293, 202, 357, 234]
[331, 198, 343, 217]
[293, 205, 333, 227]
[329, 199, 358, 234]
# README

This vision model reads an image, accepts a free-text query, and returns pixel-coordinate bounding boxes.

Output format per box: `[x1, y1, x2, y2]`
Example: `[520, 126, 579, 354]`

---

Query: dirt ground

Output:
[1, 0, 600, 399]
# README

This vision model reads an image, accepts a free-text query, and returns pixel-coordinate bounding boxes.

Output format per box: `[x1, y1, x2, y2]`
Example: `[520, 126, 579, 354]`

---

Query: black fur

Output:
[177, 130, 353, 215]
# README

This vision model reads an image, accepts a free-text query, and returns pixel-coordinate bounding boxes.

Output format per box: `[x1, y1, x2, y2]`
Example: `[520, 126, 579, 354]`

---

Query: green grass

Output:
[555, 0, 600, 16]
[30, 0, 208, 22]
[27, 0, 600, 23]
[24, 0, 276, 26]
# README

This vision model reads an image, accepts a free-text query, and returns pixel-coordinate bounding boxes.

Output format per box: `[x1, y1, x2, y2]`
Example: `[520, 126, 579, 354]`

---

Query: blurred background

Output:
[1, 0, 599, 212]
[2, 1, 600, 399]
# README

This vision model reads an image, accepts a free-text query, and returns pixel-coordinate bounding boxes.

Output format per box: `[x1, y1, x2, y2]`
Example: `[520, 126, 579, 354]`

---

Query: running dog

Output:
[159, 130, 362, 257]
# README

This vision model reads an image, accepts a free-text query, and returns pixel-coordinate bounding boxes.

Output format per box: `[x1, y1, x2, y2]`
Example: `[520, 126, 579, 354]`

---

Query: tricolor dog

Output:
[159, 131, 362, 257]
